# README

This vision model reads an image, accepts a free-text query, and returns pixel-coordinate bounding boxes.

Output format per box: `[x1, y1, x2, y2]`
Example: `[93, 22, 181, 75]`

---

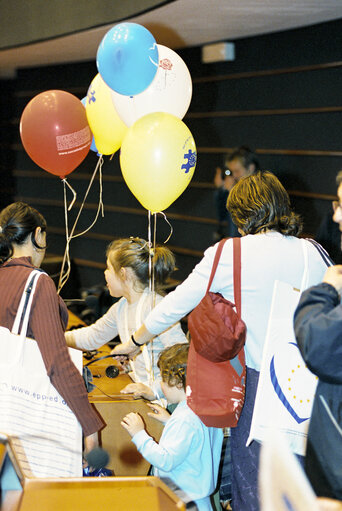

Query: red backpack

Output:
[186, 238, 246, 427]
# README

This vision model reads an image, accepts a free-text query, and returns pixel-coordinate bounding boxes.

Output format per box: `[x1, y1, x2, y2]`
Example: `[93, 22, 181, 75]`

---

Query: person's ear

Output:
[238, 228, 246, 237]
[34, 226, 42, 243]
[247, 163, 256, 175]
[119, 267, 127, 281]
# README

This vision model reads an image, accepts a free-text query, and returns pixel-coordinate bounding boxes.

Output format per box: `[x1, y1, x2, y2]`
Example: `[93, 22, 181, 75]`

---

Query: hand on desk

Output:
[121, 382, 156, 401]
[146, 403, 170, 425]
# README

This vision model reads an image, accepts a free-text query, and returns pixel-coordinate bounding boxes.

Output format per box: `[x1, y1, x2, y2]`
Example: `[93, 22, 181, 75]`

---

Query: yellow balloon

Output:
[85, 74, 127, 155]
[120, 112, 197, 213]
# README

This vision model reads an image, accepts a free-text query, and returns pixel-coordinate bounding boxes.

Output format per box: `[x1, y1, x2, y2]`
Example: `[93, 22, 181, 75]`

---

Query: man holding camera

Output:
[213, 146, 260, 240]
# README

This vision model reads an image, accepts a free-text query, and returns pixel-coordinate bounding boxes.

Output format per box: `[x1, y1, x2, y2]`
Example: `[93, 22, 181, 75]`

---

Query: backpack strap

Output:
[306, 238, 334, 267]
[206, 237, 242, 318]
[233, 237, 242, 317]
[206, 238, 227, 293]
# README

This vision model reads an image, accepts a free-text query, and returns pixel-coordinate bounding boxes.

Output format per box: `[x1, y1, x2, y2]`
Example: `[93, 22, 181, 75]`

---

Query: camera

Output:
[221, 168, 231, 180]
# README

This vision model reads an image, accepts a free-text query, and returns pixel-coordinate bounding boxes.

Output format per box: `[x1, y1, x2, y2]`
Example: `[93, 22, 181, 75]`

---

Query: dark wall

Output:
[0, 79, 15, 209]
[3, 18, 342, 293]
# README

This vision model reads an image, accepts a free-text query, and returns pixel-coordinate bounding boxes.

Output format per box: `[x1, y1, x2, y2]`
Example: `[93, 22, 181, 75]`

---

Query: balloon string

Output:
[57, 154, 104, 294]
[146, 210, 157, 385]
[152, 213, 157, 308]
[58, 180, 72, 294]
[72, 159, 104, 239]
[62, 179, 77, 211]
[147, 210, 151, 294]
[157, 211, 173, 244]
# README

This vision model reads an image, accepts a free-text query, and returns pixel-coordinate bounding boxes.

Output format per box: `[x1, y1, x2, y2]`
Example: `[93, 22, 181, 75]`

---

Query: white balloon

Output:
[111, 44, 192, 127]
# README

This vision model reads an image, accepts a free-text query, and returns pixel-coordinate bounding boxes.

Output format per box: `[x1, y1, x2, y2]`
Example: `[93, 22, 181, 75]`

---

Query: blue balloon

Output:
[96, 23, 159, 96]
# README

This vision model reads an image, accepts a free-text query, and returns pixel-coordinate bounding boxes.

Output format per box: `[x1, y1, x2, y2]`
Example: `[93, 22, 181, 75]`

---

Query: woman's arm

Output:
[65, 303, 119, 351]
[111, 323, 154, 355]
[112, 243, 226, 355]
[65, 331, 82, 350]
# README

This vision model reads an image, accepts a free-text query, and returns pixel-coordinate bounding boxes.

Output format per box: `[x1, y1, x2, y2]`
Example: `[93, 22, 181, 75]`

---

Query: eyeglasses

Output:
[332, 201, 342, 212]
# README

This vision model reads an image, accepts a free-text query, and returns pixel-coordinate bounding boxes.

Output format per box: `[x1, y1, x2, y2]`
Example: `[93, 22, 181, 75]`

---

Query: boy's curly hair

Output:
[157, 343, 189, 390]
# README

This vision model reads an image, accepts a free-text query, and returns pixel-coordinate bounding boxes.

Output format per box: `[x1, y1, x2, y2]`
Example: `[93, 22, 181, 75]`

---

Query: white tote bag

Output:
[0, 270, 82, 477]
[247, 240, 318, 456]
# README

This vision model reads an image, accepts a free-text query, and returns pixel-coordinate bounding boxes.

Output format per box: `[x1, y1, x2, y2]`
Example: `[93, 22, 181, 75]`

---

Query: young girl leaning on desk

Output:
[65, 237, 187, 402]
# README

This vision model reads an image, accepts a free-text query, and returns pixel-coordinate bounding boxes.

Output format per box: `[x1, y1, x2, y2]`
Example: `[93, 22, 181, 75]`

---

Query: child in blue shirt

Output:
[121, 343, 223, 511]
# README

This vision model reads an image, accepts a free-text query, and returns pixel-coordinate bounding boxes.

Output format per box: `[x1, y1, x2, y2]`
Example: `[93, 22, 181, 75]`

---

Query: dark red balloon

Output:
[20, 90, 91, 178]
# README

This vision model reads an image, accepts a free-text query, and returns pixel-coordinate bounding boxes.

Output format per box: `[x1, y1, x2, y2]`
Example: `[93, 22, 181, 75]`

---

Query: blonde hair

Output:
[106, 237, 176, 292]
[157, 343, 189, 390]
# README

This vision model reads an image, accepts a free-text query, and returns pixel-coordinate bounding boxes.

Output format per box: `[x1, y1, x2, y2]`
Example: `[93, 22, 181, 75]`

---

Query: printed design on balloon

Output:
[56, 126, 91, 156]
[269, 341, 313, 424]
[88, 89, 96, 104]
[158, 58, 175, 90]
[148, 42, 159, 67]
[85, 74, 128, 155]
[182, 149, 197, 174]
[160, 59, 173, 71]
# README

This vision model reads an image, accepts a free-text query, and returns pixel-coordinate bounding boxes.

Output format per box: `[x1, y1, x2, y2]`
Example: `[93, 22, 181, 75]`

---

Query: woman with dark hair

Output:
[0, 202, 104, 477]
[112, 171, 328, 510]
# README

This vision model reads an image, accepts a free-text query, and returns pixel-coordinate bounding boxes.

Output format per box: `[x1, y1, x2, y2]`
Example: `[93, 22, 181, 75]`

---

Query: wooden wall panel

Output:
[1, 18, 341, 291]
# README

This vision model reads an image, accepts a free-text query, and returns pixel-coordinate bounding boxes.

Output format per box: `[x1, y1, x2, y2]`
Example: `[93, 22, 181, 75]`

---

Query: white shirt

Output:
[132, 400, 223, 511]
[66, 289, 187, 396]
[144, 233, 328, 370]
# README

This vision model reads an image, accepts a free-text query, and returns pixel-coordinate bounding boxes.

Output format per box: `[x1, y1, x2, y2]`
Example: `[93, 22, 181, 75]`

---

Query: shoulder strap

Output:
[233, 238, 242, 317]
[306, 238, 334, 267]
[12, 270, 43, 336]
[206, 237, 242, 317]
[206, 238, 227, 293]
[300, 238, 309, 292]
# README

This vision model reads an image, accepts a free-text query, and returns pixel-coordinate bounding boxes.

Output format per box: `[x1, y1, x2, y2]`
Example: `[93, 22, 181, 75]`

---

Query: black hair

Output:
[0, 202, 47, 264]
[225, 146, 260, 172]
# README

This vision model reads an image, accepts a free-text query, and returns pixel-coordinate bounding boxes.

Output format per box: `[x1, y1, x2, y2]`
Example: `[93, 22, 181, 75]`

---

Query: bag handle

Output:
[233, 237, 242, 317]
[299, 239, 309, 293]
[206, 237, 242, 317]
[12, 270, 42, 336]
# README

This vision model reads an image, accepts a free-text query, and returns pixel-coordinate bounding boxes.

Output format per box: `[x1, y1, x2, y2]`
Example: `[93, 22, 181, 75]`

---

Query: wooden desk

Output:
[66, 311, 164, 476]
[19, 477, 185, 511]
[86, 353, 164, 476]
[3, 478, 185, 511]
[1, 436, 185, 511]
[67, 310, 86, 330]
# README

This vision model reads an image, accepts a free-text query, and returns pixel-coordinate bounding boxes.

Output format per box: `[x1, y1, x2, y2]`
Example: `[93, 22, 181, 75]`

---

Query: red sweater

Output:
[0, 257, 104, 436]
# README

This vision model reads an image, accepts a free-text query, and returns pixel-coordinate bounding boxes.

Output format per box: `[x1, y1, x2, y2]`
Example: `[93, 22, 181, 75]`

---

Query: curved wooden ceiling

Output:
[0, 0, 342, 76]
